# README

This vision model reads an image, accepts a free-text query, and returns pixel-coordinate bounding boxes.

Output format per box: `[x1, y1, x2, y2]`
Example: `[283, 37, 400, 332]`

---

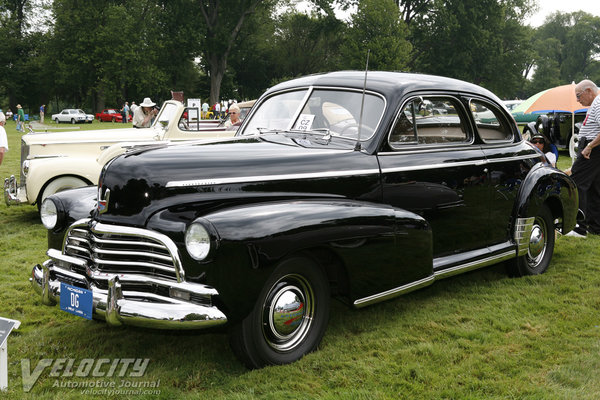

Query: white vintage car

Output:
[51, 109, 95, 124]
[4, 100, 237, 208]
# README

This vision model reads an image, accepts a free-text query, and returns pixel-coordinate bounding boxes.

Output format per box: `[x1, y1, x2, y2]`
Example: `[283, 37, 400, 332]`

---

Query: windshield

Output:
[155, 102, 177, 129]
[241, 88, 385, 140]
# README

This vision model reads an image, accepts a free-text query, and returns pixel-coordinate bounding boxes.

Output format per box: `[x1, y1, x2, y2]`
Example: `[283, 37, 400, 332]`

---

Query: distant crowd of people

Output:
[201, 100, 237, 120]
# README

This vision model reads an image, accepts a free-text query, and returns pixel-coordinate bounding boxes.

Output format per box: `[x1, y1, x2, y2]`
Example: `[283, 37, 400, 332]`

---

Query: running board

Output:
[353, 248, 516, 308]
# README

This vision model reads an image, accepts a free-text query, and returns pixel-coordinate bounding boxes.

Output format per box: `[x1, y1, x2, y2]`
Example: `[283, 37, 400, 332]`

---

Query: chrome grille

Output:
[63, 221, 180, 281]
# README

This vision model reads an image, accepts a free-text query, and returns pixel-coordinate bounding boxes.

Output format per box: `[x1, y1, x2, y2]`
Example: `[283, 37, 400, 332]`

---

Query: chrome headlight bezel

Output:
[22, 159, 30, 177]
[40, 197, 60, 230]
[185, 219, 218, 261]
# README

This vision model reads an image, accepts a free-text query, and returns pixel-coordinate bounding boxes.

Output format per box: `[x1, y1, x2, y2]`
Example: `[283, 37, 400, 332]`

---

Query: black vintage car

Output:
[32, 71, 578, 368]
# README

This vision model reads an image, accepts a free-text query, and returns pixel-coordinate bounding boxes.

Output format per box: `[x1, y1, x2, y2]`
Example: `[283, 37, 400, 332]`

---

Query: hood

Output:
[22, 127, 157, 148]
[97, 133, 377, 226]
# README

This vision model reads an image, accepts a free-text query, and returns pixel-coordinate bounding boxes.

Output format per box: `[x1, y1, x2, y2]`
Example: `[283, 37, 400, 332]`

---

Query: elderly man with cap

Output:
[566, 79, 600, 237]
[0, 112, 8, 165]
[132, 97, 158, 128]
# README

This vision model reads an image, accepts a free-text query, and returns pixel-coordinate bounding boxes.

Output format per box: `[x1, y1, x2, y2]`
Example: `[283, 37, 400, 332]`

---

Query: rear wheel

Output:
[569, 134, 577, 160]
[229, 255, 330, 369]
[507, 204, 555, 276]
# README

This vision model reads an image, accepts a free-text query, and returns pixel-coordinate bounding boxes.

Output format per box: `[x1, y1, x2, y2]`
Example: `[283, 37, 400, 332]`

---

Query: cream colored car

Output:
[4, 100, 237, 208]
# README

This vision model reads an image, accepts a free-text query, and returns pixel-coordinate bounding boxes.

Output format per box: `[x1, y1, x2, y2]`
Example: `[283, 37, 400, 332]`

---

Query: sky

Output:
[525, 0, 600, 26]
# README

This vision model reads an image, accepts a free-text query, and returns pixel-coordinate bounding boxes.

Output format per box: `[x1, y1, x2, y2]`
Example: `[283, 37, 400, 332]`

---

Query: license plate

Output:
[60, 283, 93, 320]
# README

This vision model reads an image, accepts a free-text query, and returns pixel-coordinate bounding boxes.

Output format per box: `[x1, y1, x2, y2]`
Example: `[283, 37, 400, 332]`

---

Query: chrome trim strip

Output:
[433, 250, 515, 280]
[91, 235, 166, 249]
[514, 217, 535, 256]
[28, 154, 65, 160]
[381, 159, 487, 173]
[353, 249, 517, 308]
[166, 168, 380, 188]
[484, 154, 542, 163]
[91, 257, 176, 274]
[92, 248, 173, 263]
[380, 153, 541, 173]
[48, 248, 87, 268]
[353, 276, 435, 308]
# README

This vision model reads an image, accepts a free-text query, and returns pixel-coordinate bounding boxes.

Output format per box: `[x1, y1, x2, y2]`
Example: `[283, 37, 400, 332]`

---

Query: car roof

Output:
[267, 71, 499, 101]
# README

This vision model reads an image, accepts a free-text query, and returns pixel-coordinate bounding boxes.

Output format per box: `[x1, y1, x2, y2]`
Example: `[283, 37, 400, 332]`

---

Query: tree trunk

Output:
[209, 55, 226, 106]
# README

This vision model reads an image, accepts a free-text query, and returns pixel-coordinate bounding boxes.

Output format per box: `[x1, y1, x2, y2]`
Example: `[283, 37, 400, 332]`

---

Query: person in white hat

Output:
[132, 97, 157, 128]
[0, 112, 8, 166]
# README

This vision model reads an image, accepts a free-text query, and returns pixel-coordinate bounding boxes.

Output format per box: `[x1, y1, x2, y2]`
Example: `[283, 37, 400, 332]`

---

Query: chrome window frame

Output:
[387, 94, 474, 151]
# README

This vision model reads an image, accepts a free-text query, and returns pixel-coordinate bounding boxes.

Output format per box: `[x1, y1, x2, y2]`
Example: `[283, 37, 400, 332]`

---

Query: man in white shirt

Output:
[132, 98, 157, 128]
[567, 80, 600, 237]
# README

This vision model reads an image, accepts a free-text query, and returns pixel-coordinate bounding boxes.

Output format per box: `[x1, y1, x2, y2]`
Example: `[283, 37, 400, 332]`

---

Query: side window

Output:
[389, 96, 468, 147]
[470, 99, 512, 142]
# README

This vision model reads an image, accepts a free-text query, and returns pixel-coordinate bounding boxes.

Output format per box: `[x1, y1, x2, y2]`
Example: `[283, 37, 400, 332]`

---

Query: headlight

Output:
[40, 198, 58, 229]
[185, 223, 211, 260]
[22, 160, 30, 176]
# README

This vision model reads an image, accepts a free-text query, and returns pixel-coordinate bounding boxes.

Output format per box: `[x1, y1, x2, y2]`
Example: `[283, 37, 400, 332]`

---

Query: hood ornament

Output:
[97, 187, 110, 214]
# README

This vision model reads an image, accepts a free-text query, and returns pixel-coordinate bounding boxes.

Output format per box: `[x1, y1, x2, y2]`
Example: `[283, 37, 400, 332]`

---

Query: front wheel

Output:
[229, 255, 330, 369]
[507, 204, 555, 277]
[54, 118, 59, 124]
[70, 118, 75, 124]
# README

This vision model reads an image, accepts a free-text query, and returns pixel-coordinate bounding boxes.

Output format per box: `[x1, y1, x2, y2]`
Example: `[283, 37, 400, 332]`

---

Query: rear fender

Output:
[515, 164, 578, 234]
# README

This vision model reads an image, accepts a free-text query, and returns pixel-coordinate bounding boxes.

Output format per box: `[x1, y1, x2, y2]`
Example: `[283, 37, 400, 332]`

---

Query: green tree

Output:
[198, 0, 275, 105]
[528, 11, 600, 94]
[341, 0, 412, 71]
[49, 0, 203, 111]
[410, 0, 533, 98]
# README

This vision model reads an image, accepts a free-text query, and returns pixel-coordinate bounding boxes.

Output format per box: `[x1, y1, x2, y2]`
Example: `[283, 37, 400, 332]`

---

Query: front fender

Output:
[46, 186, 98, 250]
[515, 163, 578, 233]
[193, 199, 432, 319]
[25, 158, 99, 204]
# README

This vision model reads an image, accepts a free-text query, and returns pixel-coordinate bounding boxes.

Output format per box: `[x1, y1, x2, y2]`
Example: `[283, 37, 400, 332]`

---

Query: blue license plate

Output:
[59, 283, 93, 320]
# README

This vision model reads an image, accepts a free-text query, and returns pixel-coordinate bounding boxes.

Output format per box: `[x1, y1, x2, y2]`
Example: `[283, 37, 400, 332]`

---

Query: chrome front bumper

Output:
[4, 175, 26, 205]
[31, 250, 228, 330]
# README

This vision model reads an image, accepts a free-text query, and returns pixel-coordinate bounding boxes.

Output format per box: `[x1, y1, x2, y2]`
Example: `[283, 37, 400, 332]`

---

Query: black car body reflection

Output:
[32, 71, 578, 368]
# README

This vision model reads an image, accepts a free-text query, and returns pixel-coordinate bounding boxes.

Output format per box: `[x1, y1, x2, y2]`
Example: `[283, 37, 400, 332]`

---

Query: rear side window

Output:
[389, 97, 468, 147]
[469, 99, 513, 142]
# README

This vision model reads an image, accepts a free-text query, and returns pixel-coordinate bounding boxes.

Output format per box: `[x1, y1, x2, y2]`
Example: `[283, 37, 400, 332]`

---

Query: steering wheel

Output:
[339, 123, 374, 138]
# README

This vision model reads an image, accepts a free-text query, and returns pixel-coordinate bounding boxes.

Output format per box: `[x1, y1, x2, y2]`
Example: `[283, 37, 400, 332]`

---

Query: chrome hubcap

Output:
[262, 274, 314, 352]
[527, 220, 547, 267]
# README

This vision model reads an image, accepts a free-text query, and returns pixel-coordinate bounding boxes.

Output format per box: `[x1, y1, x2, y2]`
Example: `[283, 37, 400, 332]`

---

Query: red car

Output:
[95, 109, 132, 122]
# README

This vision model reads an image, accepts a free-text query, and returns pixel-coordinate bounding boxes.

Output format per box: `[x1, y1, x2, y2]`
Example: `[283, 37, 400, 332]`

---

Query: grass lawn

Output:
[1, 122, 599, 399]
